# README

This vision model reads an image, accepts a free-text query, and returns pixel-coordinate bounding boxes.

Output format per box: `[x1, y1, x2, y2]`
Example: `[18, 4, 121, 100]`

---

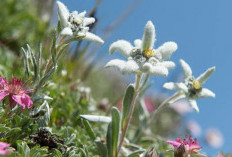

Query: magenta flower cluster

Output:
[167, 135, 202, 155]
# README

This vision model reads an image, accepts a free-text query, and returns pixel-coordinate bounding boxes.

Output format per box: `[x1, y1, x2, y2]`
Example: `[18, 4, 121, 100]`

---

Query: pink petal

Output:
[0, 91, 9, 100]
[0, 149, 10, 155]
[0, 142, 10, 149]
[167, 140, 182, 147]
[190, 144, 202, 151]
[12, 94, 33, 109]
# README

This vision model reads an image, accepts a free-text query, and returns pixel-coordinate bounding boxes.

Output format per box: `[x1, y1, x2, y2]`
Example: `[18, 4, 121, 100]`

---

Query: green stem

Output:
[133, 92, 181, 143]
[139, 74, 149, 91]
[147, 92, 181, 126]
[117, 73, 142, 154]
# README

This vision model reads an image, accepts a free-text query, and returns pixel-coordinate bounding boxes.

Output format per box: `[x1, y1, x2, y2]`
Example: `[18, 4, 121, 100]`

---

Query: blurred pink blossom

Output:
[205, 128, 224, 148]
[0, 77, 33, 109]
[169, 100, 192, 115]
[187, 120, 202, 136]
[144, 97, 155, 114]
[0, 142, 11, 155]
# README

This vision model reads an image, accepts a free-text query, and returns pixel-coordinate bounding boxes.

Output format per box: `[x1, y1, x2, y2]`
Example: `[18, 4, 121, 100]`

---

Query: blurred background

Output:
[0, 0, 231, 156]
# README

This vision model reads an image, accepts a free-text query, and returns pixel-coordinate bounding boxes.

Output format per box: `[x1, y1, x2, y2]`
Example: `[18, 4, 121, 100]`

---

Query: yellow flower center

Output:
[193, 80, 201, 90]
[143, 48, 155, 58]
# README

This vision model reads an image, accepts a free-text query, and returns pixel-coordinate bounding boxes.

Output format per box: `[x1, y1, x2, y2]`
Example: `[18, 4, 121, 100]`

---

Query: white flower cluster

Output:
[105, 21, 216, 112]
[106, 21, 177, 76]
[57, 1, 104, 44]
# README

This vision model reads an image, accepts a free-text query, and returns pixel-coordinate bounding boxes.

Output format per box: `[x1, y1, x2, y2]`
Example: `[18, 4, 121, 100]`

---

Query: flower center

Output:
[143, 48, 155, 58]
[193, 80, 201, 90]
[185, 77, 202, 97]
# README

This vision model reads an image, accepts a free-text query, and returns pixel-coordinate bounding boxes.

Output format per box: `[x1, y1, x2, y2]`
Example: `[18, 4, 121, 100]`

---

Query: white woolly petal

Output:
[83, 17, 95, 26]
[84, 32, 104, 44]
[180, 59, 192, 78]
[188, 99, 199, 112]
[163, 82, 188, 93]
[197, 66, 215, 84]
[134, 39, 142, 48]
[109, 40, 133, 58]
[199, 88, 215, 98]
[156, 42, 177, 60]
[105, 59, 139, 74]
[79, 11, 86, 17]
[142, 21, 155, 51]
[160, 61, 175, 69]
[142, 63, 168, 76]
[60, 27, 73, 36]
[57, 1, 70, 28]
[168, 93, 186, 104]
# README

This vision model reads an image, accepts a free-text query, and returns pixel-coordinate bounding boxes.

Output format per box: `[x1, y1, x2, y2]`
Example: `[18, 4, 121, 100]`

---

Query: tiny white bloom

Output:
[57, 1, 104, 44]
[163, 59, 216, 112]
[105, 21, 177, 76]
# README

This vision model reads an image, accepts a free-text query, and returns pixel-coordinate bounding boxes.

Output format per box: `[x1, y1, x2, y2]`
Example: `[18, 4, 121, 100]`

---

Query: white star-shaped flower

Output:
[105, 21, 177, 76]
[57, 1, 104, 44]
[163, 59, 216, 112]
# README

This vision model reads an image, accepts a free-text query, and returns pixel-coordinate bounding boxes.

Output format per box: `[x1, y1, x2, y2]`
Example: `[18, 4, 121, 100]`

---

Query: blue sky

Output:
[59, 0, 231, 155]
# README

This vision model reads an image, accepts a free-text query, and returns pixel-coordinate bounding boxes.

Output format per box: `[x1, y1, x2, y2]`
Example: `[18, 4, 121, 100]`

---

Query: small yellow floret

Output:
[193, 80, 201, 90]
[143, 48, 155, 58]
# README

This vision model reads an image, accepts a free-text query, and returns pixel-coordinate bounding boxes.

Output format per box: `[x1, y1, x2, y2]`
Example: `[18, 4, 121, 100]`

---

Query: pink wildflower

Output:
[0, 77, 33, 109]
[144, 97, 155, 114]
[0, 142, 11, 155]
[167, 135, 202, 155]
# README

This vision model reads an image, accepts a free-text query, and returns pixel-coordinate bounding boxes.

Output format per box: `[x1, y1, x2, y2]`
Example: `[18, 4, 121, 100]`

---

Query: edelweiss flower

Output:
[106, 21, 177, 76]
[57, 1, 104, 44]
[0, 142, 11, 155]
[163, 59, 215, 112]
[0, 77, 33, 109]
[167, 135, 202, 156]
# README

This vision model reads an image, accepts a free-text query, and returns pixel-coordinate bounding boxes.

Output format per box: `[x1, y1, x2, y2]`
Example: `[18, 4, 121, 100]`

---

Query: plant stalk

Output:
[117, 73, 142, 153]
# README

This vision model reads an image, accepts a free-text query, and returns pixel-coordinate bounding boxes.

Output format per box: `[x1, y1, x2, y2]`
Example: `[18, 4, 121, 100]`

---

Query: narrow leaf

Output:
[128, 149, 145, 157]
[82, 119, 96, 140]
[80, 115, 111, 123]
[111, 107, 121, 157]
[121, 84, 135, 129]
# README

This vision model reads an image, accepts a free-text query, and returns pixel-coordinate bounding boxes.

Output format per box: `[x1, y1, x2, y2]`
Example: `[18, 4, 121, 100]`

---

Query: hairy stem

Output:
[133, 92, 182, 143]
[117, 73, 142, 153]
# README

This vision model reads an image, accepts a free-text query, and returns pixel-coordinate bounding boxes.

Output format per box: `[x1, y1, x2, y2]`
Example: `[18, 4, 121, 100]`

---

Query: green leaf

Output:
[121, 84, 135, 129]
[5, 128, 21, 141]
[107, 107, 120, 157]
[106, 122, 112, 157]
[0, 124, 10, 132]
[82, 119, 96, 141]
[128, 150, 145, 157]
[17, 141, 30, 157]
[95, 139, 107, 157]
[80, 115, 111, 123]
[52, 149, 62, 157]
[30, 146, 48, 157]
